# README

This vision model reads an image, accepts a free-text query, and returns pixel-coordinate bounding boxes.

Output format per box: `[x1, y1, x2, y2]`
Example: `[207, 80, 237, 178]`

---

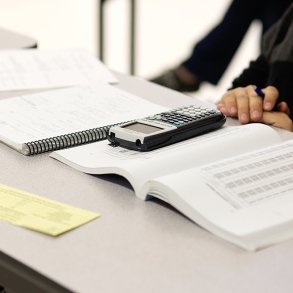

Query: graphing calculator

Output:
[107, 105, 226, 151]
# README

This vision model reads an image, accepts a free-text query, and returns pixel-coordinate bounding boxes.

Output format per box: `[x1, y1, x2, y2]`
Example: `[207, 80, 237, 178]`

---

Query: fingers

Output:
[216, 85, 281, 124]
[276, 101, 290, 115]
[216, 85, 292, 131]
[234, 87, 250, 124]
[217, 85, 263, 124]
[217, 91, 238, 117]
[262, 86, 279, 111]
[247, 86, 263, 121]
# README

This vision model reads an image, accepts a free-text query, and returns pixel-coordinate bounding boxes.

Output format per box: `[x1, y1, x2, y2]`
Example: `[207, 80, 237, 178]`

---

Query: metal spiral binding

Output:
[24, 125, 111, 155]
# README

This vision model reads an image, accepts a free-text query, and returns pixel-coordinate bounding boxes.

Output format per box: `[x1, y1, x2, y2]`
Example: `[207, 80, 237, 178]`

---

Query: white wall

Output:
[0, 0, 97, 53]
[0, 0, 261, 101]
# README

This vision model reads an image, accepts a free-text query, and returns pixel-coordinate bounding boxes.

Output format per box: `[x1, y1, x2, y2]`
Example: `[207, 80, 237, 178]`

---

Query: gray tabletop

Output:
[1, 74, 293, 293]
[0, 27, 37, 49]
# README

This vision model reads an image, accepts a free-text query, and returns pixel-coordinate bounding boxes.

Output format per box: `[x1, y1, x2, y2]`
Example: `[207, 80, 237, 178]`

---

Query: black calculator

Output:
[108, 105, 226, 151]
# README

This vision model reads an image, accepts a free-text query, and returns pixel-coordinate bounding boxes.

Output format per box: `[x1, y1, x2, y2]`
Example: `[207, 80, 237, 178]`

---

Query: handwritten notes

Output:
[0, 184, 99, 236]
[0, 84, 167, 145]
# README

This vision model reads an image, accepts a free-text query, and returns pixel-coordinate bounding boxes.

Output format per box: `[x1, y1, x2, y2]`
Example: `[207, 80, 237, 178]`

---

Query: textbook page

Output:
[0, 84, 167, 151]
[0, 48, 117, 91]
[51, 123, 281, 199]
[146, 140, 293, 251]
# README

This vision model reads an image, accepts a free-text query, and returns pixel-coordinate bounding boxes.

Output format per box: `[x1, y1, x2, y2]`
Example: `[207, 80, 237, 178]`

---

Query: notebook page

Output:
[0, 49, 117, 91]
[0, 84, 167, 144]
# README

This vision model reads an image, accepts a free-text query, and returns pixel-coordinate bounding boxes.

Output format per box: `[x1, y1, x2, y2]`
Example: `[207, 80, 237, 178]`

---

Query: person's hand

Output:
[216, 85, 285, 124]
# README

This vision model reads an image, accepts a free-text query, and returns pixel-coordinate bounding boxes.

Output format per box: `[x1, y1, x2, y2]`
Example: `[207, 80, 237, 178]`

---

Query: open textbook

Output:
[0, 83, 167, 155]
[50, 123, 293, 251]
[0, 48, 117, 91]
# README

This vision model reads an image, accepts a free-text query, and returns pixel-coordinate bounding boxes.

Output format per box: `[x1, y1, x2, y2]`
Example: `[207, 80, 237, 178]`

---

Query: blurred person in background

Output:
[151, 0, 292, 92]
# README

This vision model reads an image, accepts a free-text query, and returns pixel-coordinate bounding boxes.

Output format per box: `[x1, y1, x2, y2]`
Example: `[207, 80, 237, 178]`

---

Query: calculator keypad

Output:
[148, 105, 219, 126]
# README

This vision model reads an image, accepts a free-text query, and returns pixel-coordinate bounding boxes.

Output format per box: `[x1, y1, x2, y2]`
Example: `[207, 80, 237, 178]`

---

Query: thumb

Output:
[262, 111, 293, 131]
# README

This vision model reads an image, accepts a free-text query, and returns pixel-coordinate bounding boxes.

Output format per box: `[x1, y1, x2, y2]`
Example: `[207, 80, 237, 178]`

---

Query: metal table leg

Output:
[99, 0, 136, 75]
[130, 0, 136, 75]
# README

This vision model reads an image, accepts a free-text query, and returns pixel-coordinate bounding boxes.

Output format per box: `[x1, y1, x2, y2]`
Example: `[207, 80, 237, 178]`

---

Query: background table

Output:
[0, 28, 37, 49]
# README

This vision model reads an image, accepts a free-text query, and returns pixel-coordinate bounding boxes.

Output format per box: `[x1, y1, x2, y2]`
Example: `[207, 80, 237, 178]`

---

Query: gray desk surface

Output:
[1, 74, 293, 293]
[0, 28, 37, 49]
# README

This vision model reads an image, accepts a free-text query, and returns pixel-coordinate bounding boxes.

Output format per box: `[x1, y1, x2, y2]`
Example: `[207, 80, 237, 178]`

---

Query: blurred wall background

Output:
[0, 0, 261, 101]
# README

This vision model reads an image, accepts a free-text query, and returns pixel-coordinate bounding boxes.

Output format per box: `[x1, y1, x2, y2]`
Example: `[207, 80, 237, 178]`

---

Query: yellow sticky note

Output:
[0, 183, 100, 236]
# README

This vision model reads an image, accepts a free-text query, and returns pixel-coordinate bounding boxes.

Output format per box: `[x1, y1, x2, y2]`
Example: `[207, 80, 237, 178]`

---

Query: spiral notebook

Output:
[0, 84, 167, 155]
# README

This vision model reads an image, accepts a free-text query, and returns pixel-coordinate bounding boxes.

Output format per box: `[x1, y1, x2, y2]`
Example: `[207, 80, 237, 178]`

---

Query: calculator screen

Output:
[123, 122, 163, 134]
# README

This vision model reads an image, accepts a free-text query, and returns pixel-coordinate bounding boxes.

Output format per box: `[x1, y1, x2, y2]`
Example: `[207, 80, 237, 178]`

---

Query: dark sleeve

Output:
[230, 55, 293, 119]
[231, 55, 293, 100]
[268, 60, 293, 116]
[230, 55, 269, 89]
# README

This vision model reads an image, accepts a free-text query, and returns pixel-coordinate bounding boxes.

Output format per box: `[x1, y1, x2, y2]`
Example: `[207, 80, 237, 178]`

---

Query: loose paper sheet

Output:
[0, 48, 117, 91]
[0, 184, 99, 236]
